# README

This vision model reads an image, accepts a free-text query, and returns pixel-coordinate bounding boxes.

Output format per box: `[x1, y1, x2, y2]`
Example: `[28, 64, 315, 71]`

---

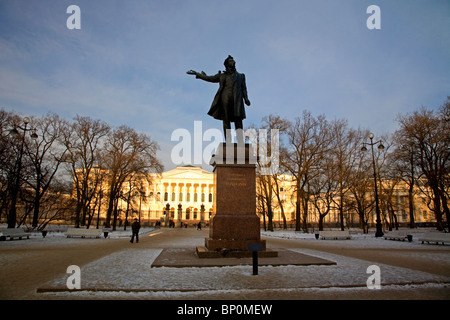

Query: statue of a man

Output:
[187, 55, 251, 143]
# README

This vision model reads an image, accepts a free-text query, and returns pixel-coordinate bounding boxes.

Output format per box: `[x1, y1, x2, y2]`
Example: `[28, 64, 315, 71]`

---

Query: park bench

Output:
[319, 230, 352, 240]
[0, 228, 31, 241]
[419, 231, 450, 245]
[66, 228, 103, 238]
[384, 230, 409, 241]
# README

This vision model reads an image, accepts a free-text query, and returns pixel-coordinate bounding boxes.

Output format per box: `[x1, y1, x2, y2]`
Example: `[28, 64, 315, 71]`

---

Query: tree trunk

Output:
[408, 185, 415, 228]
[441, 194, 450, 232]
[295, 201, 301, 231]
[318, 215, 324, 231]
[339, 195, 345, 231]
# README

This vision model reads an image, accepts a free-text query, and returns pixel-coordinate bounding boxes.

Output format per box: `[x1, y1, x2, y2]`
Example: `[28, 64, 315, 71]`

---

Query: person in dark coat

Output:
[130, 218, 141, 243]
[187, 55, 251, 143]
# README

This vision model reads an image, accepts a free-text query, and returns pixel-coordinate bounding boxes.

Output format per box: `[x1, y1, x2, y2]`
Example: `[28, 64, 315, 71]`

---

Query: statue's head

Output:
[224, 55, 236, 71]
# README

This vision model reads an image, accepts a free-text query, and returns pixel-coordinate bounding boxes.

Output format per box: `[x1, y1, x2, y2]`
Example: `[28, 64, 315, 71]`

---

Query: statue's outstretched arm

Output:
[187, 70, 220, 83]
[187, 70, 205, 76]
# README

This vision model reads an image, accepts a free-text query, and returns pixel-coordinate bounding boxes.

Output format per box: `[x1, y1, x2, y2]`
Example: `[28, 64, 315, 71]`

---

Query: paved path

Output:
[0, 228, 449, 300]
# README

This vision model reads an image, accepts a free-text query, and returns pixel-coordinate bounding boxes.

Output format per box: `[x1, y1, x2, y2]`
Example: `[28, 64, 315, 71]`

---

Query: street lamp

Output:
[361, 133, 384, 237]
[7, 117, 38, 228]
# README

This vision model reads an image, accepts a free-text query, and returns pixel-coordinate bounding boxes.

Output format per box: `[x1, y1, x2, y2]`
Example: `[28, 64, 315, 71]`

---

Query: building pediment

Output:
[162, 166, 213, 181]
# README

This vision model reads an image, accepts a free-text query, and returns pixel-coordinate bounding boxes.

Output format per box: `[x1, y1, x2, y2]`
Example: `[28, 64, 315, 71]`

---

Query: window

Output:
[164, 192, 168, 202]
[179, 192, 183, 202]
[208, 193, 213, 202]
[186, 192, 191, 202]
[171, 192, 176, 202]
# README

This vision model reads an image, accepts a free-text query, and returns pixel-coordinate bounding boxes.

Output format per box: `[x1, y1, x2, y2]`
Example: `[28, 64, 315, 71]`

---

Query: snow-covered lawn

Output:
[2, 226, 449, 299]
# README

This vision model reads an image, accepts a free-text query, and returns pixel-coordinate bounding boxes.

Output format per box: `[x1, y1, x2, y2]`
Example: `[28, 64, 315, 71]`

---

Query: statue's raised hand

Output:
[187, 70, 206, 77]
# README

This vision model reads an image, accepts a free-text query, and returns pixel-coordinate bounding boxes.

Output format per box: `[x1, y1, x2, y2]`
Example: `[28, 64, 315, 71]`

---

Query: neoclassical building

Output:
[144, 165, 214, 225]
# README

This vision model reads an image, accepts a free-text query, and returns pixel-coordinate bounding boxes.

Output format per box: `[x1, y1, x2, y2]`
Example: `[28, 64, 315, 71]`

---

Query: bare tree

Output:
[347, 149, 374, 233]
[63, 115, 110, 228]
[390, 134, 420, 229]
[396, 102, 450, 231]
[254, 115, 290, 230]
[281, 111, 331, 232]
[103, 125, 162, 230]
[329, 121, 368, 230]
[310, 153, 339, 230]
[19, 113, 68, 228]
[0, 110, 19, 223]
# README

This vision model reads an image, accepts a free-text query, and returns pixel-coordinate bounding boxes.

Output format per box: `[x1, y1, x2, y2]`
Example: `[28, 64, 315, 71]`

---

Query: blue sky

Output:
[1, 0, 449, 170]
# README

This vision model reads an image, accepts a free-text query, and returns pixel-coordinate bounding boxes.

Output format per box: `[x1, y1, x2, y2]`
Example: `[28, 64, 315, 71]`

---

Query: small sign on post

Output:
[247, 243, 263, 275]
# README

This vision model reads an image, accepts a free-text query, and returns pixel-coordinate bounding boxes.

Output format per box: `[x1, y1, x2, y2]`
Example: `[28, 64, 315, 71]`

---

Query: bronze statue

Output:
[187, 55, 251, 143]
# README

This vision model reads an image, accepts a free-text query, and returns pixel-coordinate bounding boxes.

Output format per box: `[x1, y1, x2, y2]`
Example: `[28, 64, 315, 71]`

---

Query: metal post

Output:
[369, 136, 384, 237]
[252, 251, 258, 275]
[362, 133, 384, 238]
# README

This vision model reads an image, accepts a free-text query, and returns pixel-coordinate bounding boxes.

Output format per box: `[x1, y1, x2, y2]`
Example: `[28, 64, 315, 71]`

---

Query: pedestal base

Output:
[205, 237, 266, 251]
[198, 142, 278, 259]
[196, 246, 278, 258]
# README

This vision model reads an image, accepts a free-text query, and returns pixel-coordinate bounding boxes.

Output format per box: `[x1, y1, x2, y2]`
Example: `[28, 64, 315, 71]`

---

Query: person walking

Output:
[130, 218, 141, 243]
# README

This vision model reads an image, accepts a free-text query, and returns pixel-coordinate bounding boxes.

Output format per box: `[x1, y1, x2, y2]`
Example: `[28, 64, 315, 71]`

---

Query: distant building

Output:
[79, 165, 436, 228]
[97, 165, 215, 227]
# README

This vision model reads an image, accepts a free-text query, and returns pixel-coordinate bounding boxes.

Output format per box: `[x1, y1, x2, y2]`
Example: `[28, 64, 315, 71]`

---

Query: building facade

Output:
[107, 165, 214, 227]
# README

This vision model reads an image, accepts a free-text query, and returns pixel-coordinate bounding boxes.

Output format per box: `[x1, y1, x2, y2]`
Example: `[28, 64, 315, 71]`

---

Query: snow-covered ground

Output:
[42, 246, 449, 289]
[35, 229, 450, 298]
[2, 226, 449, 299]
[262, 229, 446, 248]
[0, 225, 158, 246]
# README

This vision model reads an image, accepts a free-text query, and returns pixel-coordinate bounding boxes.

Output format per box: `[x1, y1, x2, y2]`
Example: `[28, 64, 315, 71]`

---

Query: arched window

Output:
[193, 209, 198, 220]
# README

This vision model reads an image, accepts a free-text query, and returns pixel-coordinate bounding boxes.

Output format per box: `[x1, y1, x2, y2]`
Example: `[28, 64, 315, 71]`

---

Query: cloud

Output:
[1, 0, 449, 171]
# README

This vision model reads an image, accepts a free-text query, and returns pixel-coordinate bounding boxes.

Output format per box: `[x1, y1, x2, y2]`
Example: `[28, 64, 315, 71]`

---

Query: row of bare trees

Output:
[256, 97, 449, 232]
[0, 110, 162, 230]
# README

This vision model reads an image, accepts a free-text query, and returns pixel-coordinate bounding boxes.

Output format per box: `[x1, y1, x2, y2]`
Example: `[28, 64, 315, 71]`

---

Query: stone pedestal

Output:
[198, 143, 277, 258]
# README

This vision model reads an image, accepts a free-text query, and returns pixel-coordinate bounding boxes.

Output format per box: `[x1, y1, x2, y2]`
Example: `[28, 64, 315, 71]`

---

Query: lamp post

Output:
[361, 133, 384, 237]
[8, 117, 38, 228]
